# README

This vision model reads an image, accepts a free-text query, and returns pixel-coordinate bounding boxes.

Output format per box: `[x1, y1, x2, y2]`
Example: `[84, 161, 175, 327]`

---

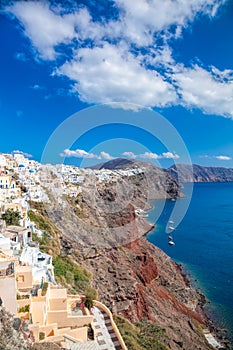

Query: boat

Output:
[169, 220, 174, 224]
[168, 241, 175, 245]
[168, 226, 175, 231]
[135, 208, 148, 217]
[168, 235, 173, 240]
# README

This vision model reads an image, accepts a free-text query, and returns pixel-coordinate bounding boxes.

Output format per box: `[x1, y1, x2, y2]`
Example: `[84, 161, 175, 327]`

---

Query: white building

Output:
[20, 246, 55, 285]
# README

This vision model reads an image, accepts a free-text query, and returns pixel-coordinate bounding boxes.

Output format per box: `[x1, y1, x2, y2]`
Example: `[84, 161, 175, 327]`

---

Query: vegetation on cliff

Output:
[1, 208, 22, 226]
[28, 202, 97, 298]
[113, 315, 168, 350]
[28, 202, 61, 256]
[27, 170, 216, 350]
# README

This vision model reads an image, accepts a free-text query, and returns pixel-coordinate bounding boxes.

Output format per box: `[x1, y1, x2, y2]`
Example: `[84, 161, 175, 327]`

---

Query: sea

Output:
[146, 182, 233, 347]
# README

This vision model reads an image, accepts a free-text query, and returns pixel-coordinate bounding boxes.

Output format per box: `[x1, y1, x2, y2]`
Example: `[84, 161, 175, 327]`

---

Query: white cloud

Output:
[60, 149, 101, 159]
[60, 149, 114, 160]
[108, 102, 149, 112]
[199, 154, 232, 161]
[122, 152, 137, 159]
[172, 65, 233, 118]
[215, 155, 231, 161]
[31, 84, 44, 90]
[8, 0, 225, 59]
[6, 0, 233, 118]
[100, 151, 114, 160]
[8, 2, 110, 60]
[115, 0, 225, 45]
[123, 151, 179, 160]
[139, 152, 159, 159]
[8, 1, 77, 60]
[12, 150, 33, 158]
[58, 43, 177, 107]
[161, 152, 180, 159]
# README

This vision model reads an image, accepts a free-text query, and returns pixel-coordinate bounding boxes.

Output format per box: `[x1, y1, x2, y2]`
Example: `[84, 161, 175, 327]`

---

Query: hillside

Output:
[90, 158, 152, 170]
[167, 164, 233, 183]
[91, 158, 233, 183]
[32, 198, 218, 350]
[35, 163, 226, 350]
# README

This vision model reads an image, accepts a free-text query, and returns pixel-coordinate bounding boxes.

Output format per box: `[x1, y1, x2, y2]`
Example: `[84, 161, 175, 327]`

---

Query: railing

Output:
[94, 300, 128, 350]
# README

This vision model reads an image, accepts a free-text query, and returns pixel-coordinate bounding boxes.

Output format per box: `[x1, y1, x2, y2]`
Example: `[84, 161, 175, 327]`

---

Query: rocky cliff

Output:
[0, 306, 33, 350]
[60, 236, 215, 350]
[36, 162, 227, 349]
[167, 164, 233, 183]
[42, 160, 180, 250]
[91, 158, 233, 183]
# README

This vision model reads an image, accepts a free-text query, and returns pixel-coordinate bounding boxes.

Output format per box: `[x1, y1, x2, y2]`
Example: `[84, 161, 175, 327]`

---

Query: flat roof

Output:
[15, 265, 32, 273]
[50, 287, 67, 299]
[5, 226, 29, 233]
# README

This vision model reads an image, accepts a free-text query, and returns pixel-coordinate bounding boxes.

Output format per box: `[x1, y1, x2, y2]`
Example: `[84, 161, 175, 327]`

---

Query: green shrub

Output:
[113, 315, 168, 350]
[41, 282, 48, 296]
[28, 203, 96, 297]
[1, 209, 22, 226]
[53, 255, 93, 294]
[83, 287, 97, 310]
[18, 304, 30, 313]
[28, 205, 60, 255]
[17, 294, 29, 300]
[39, 332, 45, 340]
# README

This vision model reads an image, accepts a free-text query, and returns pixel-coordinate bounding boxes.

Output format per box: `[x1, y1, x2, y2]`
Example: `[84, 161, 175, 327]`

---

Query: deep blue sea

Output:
[147, 182, 233, 346]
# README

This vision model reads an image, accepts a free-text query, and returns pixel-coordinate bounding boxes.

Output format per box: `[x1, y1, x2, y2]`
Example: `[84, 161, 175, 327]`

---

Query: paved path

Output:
[92, 306, 122, 350]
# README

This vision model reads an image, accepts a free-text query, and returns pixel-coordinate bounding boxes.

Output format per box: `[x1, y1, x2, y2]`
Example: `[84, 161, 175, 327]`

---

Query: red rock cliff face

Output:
[55, 170, 214, 350]
[72, 237, 213, 350]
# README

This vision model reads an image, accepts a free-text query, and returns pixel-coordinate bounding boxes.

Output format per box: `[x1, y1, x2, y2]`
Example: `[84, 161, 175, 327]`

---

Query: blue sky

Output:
[0, 0, 232, 167]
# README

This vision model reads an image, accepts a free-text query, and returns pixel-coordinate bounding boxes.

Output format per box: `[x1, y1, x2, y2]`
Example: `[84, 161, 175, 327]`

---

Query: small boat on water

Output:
[169, 220, 174, 224]
[168, 240, 175, 246]
[168, 235, 173, 240]
[168, 226, 175, 231]
[135, 208, 149, 217]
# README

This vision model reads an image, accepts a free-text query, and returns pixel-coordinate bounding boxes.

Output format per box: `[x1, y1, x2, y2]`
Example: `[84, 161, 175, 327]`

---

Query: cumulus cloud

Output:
[60, 149, 114, 160]
[123, 151, 179, 160]
[139, 152, 159, 159]
[108, 102, 149, 112]
[172, 65, 233, 118]
[122, 152, 137, 159]
[60, 149, 101, 159]
[160, 152, 180, 159]
[5, 0, 233, 117]
[215, 155, 232, 160]
[115, 0, 225, 45]
[200, 154, 232, 160]
[58, 43, 177, 106]
[12, 150, 33, 158]
[8, 1, 77, 60]
[100, 151, 114, 160]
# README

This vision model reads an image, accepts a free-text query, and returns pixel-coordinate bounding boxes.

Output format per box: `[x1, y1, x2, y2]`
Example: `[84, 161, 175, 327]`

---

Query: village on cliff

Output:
[0, 151, 130, 350]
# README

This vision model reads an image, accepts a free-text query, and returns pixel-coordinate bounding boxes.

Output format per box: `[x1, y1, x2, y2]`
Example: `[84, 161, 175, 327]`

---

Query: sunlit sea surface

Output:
[147, 182, 233, 346]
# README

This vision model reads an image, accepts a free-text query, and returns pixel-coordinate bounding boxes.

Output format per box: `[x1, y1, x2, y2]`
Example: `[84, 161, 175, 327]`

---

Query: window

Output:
[18, 275, 24, 283]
